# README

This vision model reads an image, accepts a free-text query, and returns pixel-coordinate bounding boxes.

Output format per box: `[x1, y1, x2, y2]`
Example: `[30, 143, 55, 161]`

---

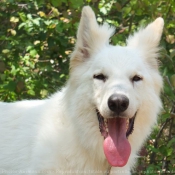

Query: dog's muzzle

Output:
[96, 93, 137, 167]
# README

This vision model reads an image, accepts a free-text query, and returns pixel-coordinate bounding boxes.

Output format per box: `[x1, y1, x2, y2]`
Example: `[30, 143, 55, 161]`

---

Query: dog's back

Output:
[0, 94, 66, 173]
[0, 100, 45, 167]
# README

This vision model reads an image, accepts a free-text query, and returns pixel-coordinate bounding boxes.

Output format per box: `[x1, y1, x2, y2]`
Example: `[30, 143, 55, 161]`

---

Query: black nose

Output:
[108, 94, 129, 114]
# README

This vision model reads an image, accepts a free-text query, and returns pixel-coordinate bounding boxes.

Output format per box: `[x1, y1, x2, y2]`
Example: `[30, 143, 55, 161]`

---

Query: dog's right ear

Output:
[70, 6, 115, 69]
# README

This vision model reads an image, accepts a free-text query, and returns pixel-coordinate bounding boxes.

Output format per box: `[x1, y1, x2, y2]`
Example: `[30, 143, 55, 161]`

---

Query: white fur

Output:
[0, 6, 164, 175]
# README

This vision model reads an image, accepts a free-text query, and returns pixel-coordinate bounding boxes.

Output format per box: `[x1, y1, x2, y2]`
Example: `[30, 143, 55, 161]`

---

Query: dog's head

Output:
[69, 6, 164, 167]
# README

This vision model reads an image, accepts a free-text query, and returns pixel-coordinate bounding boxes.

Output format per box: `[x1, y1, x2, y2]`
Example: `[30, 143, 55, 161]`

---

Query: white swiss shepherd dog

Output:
[0, 6, 164, 175]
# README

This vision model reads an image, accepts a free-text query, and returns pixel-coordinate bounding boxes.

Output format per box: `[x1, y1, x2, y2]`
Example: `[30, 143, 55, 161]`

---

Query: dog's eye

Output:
[93, 74, 106, 81]
[132, 75, 142, 82]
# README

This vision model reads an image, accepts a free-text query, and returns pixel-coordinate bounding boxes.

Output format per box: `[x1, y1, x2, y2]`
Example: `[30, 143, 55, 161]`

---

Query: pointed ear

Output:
[70, 6, 115, 69]
[127, 17, 164, 69]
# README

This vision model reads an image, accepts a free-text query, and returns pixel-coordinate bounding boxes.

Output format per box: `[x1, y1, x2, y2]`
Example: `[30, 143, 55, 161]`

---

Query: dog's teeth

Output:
[104, 118, 108, 133]
[126, 119, 129, 131]
[104, 119, 108, 126]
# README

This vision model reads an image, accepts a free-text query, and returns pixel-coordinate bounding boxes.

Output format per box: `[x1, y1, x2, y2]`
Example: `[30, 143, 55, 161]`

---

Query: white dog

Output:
[0, 6, 164, 175]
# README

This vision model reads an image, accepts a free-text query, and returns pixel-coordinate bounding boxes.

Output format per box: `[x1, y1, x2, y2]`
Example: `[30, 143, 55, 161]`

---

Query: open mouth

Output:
[97, 110, 136, 139]
[96, 109, 136, 167]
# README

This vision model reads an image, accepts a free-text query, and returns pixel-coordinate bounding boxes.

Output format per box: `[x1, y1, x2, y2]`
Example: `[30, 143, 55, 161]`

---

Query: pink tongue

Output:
[103, 118, 131, 167]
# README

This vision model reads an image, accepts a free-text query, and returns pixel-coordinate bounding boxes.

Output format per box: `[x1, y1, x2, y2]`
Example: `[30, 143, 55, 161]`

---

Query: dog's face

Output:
[91, 46, 143, 120]
[70, 6, 164, 168]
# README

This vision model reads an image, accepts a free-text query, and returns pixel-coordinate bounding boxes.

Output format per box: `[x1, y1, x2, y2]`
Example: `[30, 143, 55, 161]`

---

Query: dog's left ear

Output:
[70, 6, 115, 69]
[127, 18, 164, 69]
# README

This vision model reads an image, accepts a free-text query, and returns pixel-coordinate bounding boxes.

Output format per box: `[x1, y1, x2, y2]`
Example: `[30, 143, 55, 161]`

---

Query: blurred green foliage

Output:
[0, 0, 175, 174]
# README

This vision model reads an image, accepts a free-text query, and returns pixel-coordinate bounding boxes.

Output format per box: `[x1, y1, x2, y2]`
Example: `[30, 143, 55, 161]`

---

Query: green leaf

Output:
[26, 45, 33, 51]
[18, 22, 26, 29]
[11, 65, 19, 76]
[27, 89, 35, 96]
[167, 148, 173, 156]
[30, 49, 37, 57]
[18, 12, 26, 22]
[44, 20, 52, 26]
[170, 74, 175, 87]
[51, 7, 60, 17]
[27, 14, 32, 20]
[51, 0, 61, 7]
[170, 49, 175, 59]
[33, 18, 40, 26]
[60, 74, 65, 78]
